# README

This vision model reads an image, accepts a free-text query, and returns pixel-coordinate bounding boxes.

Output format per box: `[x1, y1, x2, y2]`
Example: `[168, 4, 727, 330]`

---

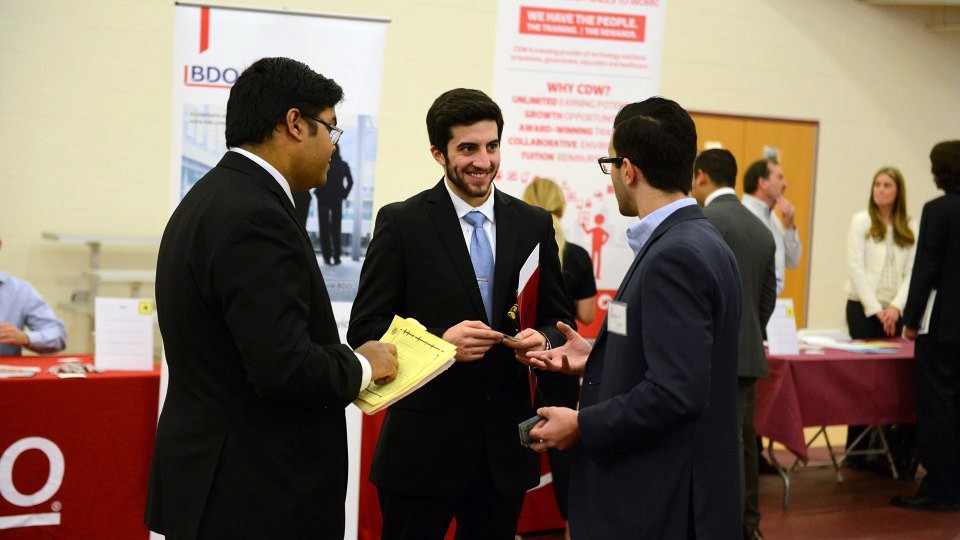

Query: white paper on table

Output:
[766, 298, 800, 356]
[95, 297, 154, 371]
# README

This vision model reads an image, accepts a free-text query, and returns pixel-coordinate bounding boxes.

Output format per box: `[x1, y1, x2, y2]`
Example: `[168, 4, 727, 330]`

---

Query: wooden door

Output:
[691, 112, 819, 327]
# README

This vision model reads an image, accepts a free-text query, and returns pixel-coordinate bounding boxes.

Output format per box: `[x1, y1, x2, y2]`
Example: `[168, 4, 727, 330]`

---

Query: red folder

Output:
[516, 244, 540, 329]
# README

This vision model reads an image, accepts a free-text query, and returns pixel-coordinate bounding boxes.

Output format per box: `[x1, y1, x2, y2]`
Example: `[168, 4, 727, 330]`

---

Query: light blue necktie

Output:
[463, 211, 494, 324]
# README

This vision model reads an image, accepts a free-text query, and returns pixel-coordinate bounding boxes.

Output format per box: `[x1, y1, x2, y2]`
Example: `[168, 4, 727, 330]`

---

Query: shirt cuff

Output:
[536, 330, 552, 351]
[354, 351, 372, 393]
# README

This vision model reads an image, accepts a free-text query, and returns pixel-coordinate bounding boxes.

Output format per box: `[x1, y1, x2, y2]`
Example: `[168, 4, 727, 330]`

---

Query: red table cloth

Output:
[0, 355, 159, 539]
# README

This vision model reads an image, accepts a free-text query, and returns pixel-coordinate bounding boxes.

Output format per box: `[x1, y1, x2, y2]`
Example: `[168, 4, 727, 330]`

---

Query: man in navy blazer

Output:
[146, 57, 398, 539]
[525, 97, 743, 539]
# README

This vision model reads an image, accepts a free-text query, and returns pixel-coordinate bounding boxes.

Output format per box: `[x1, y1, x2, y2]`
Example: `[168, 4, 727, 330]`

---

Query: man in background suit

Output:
[893, 140, 960, 513]
[315, 143, 353, 265]
[692, 148, 777, 539]
[525, 97, 742, 538]
[146, 57, 398, 539]
[348, 88, 573, 539]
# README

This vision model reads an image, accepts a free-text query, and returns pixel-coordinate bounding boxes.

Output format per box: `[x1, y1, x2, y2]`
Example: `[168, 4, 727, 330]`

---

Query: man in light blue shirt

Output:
[0, 239, 67, 356]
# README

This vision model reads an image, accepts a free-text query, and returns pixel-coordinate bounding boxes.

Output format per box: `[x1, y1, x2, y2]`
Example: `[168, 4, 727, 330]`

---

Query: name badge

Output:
[607, 301, 628, 336]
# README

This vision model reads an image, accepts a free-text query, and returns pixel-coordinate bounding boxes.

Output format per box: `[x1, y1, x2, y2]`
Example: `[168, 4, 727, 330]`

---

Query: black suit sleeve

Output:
[213, 206, 361, 408]
[903, 204, 943, 328]
[347, 205, 407, 347]
[759, 250, 777, 328]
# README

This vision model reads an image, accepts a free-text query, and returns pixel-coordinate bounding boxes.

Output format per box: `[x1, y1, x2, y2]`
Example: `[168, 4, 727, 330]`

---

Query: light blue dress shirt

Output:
[626, 198, 698, 256]
[0, 271, 67, 356]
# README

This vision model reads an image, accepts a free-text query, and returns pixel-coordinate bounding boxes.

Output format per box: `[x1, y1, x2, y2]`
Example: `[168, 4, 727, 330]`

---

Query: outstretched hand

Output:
[522, 321, 590, 375]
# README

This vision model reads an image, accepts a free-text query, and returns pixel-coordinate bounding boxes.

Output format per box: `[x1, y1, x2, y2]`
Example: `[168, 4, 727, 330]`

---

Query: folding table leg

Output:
[767, 438, 791, 508]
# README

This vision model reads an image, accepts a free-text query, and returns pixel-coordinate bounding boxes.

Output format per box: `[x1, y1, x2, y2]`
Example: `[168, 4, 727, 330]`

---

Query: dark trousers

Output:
[846, 300, 902, 340]
[915, 337, 960, 503]
[317, 203, 343, 262]
[535, 371, 579, 520]
[738, 378, 760, 527]
[846, 300, 905, 455]
[377, 462, 525, 540]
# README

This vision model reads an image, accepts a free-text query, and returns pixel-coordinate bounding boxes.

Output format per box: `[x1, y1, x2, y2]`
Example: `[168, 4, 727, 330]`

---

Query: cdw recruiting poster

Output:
[171, 6, 387, 539]
[493, 0, 666, 339]
[492, 0, 665, 532]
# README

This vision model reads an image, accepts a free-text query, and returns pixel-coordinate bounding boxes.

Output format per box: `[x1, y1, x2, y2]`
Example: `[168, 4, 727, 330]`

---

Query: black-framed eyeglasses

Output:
[302, 112, 343, 145]
[598, 157, 624, 174]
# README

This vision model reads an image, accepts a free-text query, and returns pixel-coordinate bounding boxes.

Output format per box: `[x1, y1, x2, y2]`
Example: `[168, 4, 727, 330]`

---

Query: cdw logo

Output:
[0, 437, 64, 530]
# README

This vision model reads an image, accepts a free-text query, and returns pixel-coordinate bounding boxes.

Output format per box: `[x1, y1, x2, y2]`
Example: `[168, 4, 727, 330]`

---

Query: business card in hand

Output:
[518, 414, 544, 447]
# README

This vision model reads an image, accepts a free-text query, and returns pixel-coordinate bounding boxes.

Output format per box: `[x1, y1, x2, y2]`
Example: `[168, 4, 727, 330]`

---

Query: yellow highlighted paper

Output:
[354, 316, 457, 415]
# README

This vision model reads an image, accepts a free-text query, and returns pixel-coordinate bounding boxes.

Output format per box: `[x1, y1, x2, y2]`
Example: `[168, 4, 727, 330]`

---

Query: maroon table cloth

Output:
[754, 339, 915, 462]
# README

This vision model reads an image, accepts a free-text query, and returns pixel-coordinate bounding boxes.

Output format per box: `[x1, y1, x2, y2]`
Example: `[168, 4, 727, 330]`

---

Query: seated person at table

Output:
[0, 236, 67, 356]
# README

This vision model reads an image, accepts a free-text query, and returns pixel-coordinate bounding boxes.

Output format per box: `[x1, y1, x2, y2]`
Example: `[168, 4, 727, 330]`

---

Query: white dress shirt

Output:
[742, 193, 802, 295]
[444, 178, 497, 258]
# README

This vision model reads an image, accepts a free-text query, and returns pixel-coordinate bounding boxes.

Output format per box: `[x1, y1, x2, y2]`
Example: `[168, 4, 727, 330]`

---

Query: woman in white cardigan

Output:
[844, 166, 917, 471]
[846, 167, 917, 339]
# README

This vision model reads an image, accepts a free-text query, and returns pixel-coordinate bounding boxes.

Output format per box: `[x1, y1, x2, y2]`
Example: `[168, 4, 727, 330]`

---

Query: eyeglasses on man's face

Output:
[598, 157, 624, 174]
[302, 112, 343, 145]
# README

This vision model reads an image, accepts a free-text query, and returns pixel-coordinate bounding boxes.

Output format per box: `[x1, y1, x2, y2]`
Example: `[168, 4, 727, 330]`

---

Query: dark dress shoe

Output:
[743, 524, 764, 540]
[891, 495, 960, 512]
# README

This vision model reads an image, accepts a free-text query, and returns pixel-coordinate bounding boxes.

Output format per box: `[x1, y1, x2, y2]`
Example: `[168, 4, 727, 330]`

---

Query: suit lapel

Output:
[492, 190, 518, 329]
[425, 180, 488, 321]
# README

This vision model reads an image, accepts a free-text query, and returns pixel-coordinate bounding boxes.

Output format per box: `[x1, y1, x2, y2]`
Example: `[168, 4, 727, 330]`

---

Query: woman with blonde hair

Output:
[522, 177, 596, 536]
[845, 166, 917, 338]
[844, 166, 917, 472]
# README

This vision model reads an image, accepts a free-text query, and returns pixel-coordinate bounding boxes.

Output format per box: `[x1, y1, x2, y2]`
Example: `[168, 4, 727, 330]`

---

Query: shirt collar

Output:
[230, 147, 295, 206]
[444, 178, 497, 223]
[0, 271, 8, 285]
[705, 186, 737, 207]
[626, 197, 697, 256]
[742, 193, 771, 217]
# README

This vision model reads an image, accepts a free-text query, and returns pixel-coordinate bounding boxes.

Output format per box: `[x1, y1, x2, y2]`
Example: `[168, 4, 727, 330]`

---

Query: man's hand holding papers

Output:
[354, 316, 457, 414]
[355, 341, 399, 385]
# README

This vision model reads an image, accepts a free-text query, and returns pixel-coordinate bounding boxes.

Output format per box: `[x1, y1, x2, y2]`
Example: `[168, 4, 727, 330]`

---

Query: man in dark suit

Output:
[692, 149, 777, 539]
[347, 88, 573, 539]
[892, 140, 960, 513]
[315, 143, 353, 264]
[145, 57, 398, 539]
[525, 97, 742, 538]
